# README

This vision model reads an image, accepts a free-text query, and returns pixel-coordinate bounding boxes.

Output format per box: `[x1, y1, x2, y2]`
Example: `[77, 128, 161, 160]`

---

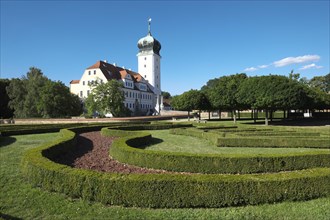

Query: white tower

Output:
[137, 18, 162, 114]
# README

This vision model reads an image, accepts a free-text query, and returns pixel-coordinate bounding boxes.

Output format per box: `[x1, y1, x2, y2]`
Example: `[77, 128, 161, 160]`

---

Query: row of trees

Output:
[1, 67, 83, 118]
[171, 73, 330, 124]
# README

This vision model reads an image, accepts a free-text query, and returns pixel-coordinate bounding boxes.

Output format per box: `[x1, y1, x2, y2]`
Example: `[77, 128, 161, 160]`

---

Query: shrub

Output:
[105, 128, 330, 174]
[21, 127, 330, 208]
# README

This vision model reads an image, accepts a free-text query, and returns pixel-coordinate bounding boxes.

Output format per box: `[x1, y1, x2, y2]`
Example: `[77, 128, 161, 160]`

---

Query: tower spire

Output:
[148, 18, 152, 35]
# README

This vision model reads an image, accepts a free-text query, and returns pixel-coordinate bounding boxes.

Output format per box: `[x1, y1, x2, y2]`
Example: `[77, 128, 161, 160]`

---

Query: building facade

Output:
[70, 19, 162, 116]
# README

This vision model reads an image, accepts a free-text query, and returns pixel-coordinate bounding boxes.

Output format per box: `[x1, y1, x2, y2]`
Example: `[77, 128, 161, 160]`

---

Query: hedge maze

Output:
[17, 123, 330, 208]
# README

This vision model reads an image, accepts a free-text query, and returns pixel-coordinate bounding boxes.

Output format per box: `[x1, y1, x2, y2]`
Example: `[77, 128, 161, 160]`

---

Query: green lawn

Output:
[145, 130, 329, 155]
[1, 132, 330, 219]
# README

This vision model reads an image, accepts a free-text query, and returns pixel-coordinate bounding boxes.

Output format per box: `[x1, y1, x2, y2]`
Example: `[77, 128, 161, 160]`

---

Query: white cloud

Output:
[258, 64, 269, 69]
[299, 63, 323, 70]
[273, 55, 320, 67]
[244, 67, 258, 72]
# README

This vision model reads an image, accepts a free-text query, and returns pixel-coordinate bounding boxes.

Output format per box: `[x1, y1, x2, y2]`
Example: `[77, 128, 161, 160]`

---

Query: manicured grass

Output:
[145, 130, 329, 155]
[1, 132, 330, 219]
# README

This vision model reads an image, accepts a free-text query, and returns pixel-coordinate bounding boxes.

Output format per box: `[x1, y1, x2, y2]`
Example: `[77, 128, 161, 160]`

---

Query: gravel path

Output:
[54, 131, 169, 174]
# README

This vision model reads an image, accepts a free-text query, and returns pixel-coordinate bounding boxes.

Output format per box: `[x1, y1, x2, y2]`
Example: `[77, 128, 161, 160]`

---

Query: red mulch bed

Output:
[54, 131, 170, 174]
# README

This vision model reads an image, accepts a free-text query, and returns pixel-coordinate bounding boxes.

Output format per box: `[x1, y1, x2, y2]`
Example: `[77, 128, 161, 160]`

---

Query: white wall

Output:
[70, 68, 108, 99]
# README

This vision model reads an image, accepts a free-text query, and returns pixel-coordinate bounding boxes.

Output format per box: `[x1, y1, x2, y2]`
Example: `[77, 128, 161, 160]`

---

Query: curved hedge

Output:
[172, 127, 330, 149]
[106, 128, 330, 174]
[21, 127, 330, 208]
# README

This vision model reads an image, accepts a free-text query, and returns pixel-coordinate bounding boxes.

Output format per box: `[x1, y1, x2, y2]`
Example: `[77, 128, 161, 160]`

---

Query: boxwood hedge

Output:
[106, 128, 330, 174]
[171, 127, 330, 149]
[21, 127, 330, 208]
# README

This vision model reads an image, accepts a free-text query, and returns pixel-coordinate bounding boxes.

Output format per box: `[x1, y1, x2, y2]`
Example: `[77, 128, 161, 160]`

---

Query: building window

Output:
[144, 57, 147, 60]
[80, 91, 83, 97]
[87, 90, 90, 96]
[144, 64, 146, 68]
[129, 92, 131, 98]
[83, 81, 85, 85]
[129, 103, 132, 108]
[94, 70, 96, 75]
[88, 71, 91, 75]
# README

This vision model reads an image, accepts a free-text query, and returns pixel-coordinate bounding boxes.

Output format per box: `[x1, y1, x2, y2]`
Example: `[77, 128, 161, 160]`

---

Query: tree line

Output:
[0, 67, 82, 118]
[171, 72, 330, 124]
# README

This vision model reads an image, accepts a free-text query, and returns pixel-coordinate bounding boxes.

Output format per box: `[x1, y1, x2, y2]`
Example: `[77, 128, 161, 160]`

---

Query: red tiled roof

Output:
[70, 80, 80, 84]
[87, 60, 146, 83]
[84, 60, 154, 93]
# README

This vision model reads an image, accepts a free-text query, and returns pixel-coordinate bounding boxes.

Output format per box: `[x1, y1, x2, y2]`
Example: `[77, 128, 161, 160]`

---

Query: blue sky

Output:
[1, 0, 329, 95]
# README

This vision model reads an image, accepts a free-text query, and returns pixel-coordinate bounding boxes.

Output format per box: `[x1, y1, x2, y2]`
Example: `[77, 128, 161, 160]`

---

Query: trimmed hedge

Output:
[21, 127, 330, 208]
[172, 127, 330, 149]
[0, 121, 152, 136]
[217, 136, 330, 149]
[105, 128, 330, 174]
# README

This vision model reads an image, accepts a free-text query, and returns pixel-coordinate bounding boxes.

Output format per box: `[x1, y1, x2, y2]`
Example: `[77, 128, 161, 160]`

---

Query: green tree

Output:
[0, 79, 14, 118]
[23, 67, 49, 117]
[171, 89, 210, 120]
[86, 80, 129, 117]
[39, 80, 82, 117]
[203, 73, 247, 123]
[6, 78, 27, 118]
[161, 91, 171, 99]
[237, 75, 309, 125]
[309, 73, 330, 93]
[7, 67, 82, 118]
[84, 93, 98, 117]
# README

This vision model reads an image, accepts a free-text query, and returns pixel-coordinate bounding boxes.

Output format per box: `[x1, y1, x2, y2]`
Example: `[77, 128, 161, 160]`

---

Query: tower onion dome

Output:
[137, 18, 161, 56]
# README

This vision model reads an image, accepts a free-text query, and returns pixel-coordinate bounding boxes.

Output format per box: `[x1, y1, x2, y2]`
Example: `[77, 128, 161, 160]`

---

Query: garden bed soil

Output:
[54, 131, 169, 174]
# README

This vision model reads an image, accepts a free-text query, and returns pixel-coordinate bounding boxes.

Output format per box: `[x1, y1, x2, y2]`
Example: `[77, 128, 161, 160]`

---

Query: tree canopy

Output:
[6, 67, 83, 118]
[84, 80, 130, 117]
[161, 91, 172, 99]
[0, 79, 14, 118]
[171, 89, 210, 119]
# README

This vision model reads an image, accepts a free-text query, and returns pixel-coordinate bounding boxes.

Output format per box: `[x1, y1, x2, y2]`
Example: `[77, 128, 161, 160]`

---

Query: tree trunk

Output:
[188, 111, 190, 121]
[219, 110, 221, 119]
[233, 110, 237, 124]
[265, 110, 269, 126]
[238, 110, 241, 120]
[253, 109, 257, 123]
[270, 109, 273, 122]
[199, 110, 201, 120]
[283, 110, 286, 119]
[208, 111, 210, 120]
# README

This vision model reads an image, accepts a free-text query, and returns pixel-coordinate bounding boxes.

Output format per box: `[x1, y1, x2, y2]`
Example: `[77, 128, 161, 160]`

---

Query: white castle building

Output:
[70, 19, 163, 116]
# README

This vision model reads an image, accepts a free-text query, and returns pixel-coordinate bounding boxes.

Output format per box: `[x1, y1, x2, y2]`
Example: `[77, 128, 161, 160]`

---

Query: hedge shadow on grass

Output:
[0, 136, 17, 148]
